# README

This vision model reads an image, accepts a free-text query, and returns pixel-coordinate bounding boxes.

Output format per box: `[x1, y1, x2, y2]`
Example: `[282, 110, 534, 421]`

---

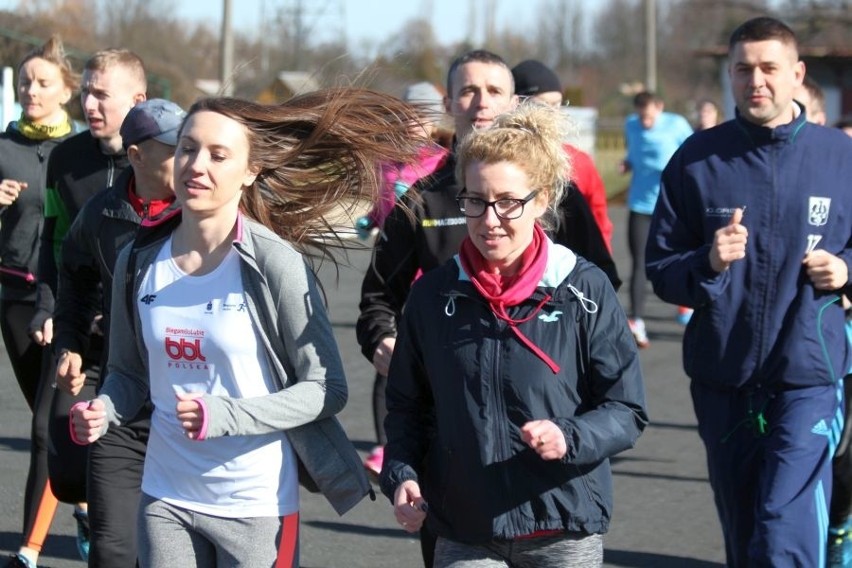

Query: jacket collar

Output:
[230, 214, 286, 278]
[734, 101, 808, 144]
[453, 237, 577, 289]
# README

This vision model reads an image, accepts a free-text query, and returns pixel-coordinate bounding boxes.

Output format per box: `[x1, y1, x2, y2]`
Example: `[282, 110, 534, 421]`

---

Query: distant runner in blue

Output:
[621, 91, 692, 347]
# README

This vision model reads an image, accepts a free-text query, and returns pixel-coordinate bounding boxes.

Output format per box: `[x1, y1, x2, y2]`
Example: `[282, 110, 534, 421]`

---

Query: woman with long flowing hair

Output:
[71, 91, 422, 567]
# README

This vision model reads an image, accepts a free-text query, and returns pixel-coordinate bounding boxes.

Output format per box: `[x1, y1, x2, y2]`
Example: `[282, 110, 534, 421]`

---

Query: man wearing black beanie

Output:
[511, 59, 614, 251]
[512, 59, 564, 107]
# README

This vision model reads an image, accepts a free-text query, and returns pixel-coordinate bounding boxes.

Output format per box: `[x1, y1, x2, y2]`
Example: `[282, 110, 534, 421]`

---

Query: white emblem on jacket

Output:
[808, 197, 831, 227]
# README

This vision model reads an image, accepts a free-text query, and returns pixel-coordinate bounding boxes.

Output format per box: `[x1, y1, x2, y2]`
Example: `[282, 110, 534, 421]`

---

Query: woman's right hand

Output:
[393, 480, 428, 534]
[0, 179, 27, 206]
[70, 398, 107, 444]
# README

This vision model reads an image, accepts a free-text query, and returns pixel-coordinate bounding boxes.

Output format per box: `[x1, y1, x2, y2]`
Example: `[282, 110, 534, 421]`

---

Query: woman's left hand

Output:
[521, 420, 567, 460]
[176, 392, 205, 440]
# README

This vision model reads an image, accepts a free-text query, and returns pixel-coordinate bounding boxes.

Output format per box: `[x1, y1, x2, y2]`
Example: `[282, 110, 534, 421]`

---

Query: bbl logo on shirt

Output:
[166, 337, 206, 362]
[164, 327, 208, 370]
[808, 197, 831, 227]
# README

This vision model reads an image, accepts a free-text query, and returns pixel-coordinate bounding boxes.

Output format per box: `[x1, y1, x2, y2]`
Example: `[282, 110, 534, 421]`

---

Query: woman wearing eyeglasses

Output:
[379, 102, 648, 567]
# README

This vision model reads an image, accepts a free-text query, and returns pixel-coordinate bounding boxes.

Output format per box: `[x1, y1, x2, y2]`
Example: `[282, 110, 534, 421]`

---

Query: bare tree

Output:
[1, 0, 847, 120]
[534, 0, 588, 71]
[374, 18, 446, 89]
[589, 0, 645, 115]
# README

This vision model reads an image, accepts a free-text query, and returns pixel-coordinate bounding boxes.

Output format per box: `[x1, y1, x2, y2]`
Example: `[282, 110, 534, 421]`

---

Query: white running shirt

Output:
[137, 236, 298, 517]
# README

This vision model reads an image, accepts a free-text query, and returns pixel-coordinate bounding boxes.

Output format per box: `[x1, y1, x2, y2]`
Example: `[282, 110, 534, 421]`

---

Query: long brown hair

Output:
[182, 91, 422, 255]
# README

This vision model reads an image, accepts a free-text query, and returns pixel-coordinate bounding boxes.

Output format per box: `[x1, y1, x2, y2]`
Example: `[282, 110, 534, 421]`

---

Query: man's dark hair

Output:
[445, 49, 512, 96]
[633, 91, 660, 109]
[728, 17, 798, 53]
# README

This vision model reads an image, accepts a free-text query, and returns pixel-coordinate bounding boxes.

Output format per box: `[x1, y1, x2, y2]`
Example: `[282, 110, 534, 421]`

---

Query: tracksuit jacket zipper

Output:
[450, 288, 545, 536]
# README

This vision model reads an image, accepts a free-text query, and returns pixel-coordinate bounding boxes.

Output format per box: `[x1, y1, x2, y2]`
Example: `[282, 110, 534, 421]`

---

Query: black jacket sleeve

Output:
[29, 168, 60, 335]
[53, 201, 103, 358]
[355, 198, 422, 362]
[552, 183, 622, 291]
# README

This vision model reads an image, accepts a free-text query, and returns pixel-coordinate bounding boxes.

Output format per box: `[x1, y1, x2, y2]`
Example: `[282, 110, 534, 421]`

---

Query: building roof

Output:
[275, 71, 319, 95]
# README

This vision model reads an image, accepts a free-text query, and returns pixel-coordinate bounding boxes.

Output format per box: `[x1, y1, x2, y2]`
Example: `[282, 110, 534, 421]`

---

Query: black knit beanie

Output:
[511, 60, 562, 97]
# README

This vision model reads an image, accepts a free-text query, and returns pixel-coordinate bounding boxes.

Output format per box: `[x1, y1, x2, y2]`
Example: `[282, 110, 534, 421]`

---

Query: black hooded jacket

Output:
[356, 153, 621, 363]
[53, 166, 178, 384]
[379, 244, 646, 542]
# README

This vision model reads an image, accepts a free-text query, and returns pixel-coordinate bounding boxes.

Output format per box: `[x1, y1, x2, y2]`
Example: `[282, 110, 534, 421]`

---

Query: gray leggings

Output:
[433, 533, 603, 567]
[138, 493, 299, 567]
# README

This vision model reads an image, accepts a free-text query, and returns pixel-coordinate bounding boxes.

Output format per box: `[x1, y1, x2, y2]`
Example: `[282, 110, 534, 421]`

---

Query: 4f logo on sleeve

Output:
[808, 197, 831, 227]
[140, 294, 157, 305]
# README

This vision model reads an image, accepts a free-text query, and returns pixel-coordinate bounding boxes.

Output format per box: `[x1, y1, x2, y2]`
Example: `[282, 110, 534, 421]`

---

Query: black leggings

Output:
[1, 298, 43, 409]
[44, 349, 96, 503]
[1, 298, 54, 546]
[87, 413, 150, 567]
[627, 212, 652, 319]
[3, 297, 107, 548]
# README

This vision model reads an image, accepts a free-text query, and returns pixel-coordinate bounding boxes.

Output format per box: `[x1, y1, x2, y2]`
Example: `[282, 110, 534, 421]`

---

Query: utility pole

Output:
[260, 0, 269, 76]
[220, 0, 234, 95]
[484, 0, 497, 47]
[467, 0, 477, 44]
[293, 0, 304, 70]
[644, 0, 657, 93]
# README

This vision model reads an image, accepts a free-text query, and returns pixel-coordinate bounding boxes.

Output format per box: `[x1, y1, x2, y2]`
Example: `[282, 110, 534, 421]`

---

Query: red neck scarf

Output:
[459, 224, 560, 373]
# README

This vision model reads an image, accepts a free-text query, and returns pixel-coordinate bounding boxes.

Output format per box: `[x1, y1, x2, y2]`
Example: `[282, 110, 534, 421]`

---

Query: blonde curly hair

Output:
[455, 101, 572, 229]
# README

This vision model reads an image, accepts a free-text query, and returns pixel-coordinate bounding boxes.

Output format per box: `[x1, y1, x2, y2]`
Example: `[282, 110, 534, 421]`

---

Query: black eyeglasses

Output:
[456, 190, 539, 220]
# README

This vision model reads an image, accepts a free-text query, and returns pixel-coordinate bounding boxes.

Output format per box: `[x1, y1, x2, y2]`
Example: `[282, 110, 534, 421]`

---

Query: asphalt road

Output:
[0, 204, 726, 567]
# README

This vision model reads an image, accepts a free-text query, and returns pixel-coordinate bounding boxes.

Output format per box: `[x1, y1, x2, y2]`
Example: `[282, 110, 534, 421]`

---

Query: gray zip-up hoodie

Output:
[95, 212, 371, 515]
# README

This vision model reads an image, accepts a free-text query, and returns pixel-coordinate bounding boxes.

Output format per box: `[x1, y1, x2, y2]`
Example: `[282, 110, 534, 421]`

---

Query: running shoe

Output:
[3, 554, 37, 568]
[829, 517, 852, 568]
[676, 306, 693, 325]
[72, 508, 90, 562]
[628, 318, 650, 349]
[363, 445, 384, 480]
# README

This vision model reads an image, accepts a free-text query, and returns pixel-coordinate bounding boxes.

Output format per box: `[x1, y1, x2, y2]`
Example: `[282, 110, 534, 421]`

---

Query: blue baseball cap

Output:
[120, 98, 186, 150]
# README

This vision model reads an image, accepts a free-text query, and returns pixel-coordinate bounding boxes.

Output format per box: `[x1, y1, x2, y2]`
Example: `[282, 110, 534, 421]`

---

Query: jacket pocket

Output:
[287, 416, 371, 516]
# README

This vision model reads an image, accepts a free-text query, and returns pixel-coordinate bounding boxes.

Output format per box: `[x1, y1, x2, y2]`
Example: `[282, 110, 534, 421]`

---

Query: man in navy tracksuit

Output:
[646, 17, 852, 567]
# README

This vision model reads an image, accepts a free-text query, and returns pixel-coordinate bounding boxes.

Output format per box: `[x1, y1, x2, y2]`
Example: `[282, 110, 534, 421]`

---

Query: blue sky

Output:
[0, 0, 605, 54]
[172, 0, 551, 52]
[0, 0, 606, 54]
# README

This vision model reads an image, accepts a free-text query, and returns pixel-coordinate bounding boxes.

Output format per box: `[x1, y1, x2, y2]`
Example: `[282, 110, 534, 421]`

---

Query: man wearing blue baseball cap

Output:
[53, 98, 184, 568]
[118, 97, 185, 148]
